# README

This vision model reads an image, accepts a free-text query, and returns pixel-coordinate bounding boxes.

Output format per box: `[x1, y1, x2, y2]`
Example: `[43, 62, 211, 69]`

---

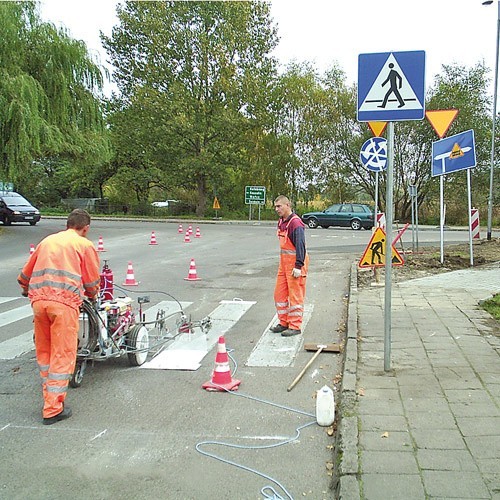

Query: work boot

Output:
[43, 405, 72, 425]
[281, 328, 301, 337]
[269, 323, 288, 333]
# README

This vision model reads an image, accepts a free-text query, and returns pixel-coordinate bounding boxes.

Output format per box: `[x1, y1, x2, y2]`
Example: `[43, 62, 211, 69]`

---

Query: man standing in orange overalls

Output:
[270, 195, 309, 337]
[18, 209, 100, 425]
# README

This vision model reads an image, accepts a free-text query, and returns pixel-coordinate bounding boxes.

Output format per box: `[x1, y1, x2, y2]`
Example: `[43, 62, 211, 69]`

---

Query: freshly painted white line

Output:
[246, 304, 314, 367]
[0, 331, 34, 360]
[142, 299, 256, 370]
[0, 304, 32, 328]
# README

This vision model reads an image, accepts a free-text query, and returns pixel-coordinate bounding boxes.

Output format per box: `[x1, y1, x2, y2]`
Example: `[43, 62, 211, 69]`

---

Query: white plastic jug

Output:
[316, 385, 335, 426]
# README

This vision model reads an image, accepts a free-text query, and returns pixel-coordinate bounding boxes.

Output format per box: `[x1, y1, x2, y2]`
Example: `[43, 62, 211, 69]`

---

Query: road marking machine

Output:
[70, 261, 211, 387]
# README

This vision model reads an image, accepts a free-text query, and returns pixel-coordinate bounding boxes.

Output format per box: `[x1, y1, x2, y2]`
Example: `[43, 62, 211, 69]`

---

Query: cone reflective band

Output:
[184, 258, 201, 281]
[123, 261, 139, 286]
[149, 231, 158, 245]
[202, 336, 240, 391]
[97, 235, 106, 252]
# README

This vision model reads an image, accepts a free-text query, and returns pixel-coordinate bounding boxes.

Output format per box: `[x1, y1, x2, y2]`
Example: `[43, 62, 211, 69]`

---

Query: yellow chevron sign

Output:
[358, 227, 404, 268]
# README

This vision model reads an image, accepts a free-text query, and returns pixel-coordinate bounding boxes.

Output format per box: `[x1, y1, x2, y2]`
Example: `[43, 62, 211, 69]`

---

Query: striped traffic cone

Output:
[29, 244, 35, 256]
[149, 231, 158, 245]
[202, 336, 241, 391]
[184, 231, 191, 243]
[96, 236, 106, 252]
[188, 225, 193, 235]
[122, 261, 139, 286]
[195, 226, 201, 238]
[178, 224, 183, 234]
[183, 258, 201, 281]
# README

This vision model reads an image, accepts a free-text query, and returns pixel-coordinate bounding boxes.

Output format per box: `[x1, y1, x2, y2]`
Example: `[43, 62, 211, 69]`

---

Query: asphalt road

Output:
[0, 219, 477, 499]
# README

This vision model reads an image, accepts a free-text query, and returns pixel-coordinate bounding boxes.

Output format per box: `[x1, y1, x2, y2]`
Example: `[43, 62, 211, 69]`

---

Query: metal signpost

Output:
[245, 186, 266, 222]
[358, 50, 426, 371]
[431, 129, 477, 266]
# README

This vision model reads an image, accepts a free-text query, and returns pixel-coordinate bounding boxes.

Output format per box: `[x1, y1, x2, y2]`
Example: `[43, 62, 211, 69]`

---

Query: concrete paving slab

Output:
[337, 262, 500, 499]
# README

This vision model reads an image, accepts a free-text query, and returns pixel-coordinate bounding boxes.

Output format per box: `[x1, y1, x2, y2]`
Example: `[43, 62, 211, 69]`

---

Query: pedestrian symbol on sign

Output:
[378, 63, 405, 109]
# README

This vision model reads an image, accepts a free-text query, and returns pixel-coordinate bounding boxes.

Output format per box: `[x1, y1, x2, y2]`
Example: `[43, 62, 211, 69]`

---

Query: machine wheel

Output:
[307, 218, 319, 229]
[350, 219, 362, 230]
[70, 361, 86, 388]
[127, 325, 150, 366]
[29, 221, 37, 226]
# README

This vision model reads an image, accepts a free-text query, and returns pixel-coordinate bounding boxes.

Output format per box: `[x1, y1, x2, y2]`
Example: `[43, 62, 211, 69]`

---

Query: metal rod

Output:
[467, 169, 474, 266]
[440, 176, 445, 264]
[486, 1, 499, 240]
[384, 122, 394, 372]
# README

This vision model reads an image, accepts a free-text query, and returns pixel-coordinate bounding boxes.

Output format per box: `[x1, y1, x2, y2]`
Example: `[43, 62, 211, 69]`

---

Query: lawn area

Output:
[481, 293, 500, 321]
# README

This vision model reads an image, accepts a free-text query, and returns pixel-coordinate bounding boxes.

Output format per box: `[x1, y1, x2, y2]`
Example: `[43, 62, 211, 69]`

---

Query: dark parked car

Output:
[0, 192, 41, 226]
[301, 203, 374, 230]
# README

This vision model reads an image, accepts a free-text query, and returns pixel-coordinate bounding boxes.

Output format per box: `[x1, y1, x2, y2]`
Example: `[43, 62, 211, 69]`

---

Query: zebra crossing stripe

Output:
[0, 304, 33, 328]
[142, 299, 256, 370]
[246, 303, 314, 367]
[0, 331, 34, 360]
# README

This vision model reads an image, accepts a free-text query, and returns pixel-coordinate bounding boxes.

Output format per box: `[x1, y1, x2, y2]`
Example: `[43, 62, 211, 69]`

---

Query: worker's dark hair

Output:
[67, 209, 91, 230]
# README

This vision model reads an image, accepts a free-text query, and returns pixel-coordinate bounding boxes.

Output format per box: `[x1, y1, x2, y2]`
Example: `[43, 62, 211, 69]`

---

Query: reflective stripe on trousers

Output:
[33, 300, 79, 419]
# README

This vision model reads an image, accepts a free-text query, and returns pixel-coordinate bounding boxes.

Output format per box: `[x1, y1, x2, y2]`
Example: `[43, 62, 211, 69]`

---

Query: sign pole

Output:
[384, 121, 394, 372]
[440, 176, 444, 265]
[467, 169, 474, 266]
[374, 171, 379, 228]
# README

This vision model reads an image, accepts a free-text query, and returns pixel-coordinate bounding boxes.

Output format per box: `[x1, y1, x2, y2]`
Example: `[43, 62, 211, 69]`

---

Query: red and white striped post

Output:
[471, 208, 480, 240]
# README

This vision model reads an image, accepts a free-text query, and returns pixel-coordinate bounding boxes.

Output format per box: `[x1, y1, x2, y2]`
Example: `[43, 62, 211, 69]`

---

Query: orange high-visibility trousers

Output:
[274, 254, 309, 330]
[32, 300, 79, 419]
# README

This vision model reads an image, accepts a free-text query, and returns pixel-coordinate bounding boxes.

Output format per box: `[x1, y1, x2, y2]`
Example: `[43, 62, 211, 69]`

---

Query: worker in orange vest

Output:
[18, 209, 100, 425]
[270, 195, 309, 337]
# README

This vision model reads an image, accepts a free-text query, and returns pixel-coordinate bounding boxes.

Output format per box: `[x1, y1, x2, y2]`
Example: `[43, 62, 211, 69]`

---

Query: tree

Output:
[102, 1, 278, 216]
[0, 2, 109, 198]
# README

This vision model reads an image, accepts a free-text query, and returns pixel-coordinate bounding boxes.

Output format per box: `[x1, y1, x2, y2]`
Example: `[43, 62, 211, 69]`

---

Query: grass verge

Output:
[480, 293, 500, 321]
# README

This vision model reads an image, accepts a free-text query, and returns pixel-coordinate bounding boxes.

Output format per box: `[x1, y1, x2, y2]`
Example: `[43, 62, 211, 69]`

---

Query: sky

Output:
[38, 0, 499, 96]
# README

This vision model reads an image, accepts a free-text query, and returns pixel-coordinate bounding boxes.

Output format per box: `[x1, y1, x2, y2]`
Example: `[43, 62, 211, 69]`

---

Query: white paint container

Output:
[316, 385, 335, 426]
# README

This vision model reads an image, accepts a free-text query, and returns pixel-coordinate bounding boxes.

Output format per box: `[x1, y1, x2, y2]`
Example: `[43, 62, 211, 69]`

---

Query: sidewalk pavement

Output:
[337, 262, 500, 499]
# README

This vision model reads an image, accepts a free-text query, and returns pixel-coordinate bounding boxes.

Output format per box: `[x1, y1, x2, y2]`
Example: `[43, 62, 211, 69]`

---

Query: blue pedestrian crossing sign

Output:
[431, 129, 476, 177]
[357, 51, 426, 122]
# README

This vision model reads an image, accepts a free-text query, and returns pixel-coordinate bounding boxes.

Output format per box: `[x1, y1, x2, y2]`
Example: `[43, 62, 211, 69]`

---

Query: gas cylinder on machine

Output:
[100, 260, 114, 301]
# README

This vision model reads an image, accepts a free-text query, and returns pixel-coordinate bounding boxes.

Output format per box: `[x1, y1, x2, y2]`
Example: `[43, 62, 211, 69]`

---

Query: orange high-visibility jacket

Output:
[18, 228, 100, 310]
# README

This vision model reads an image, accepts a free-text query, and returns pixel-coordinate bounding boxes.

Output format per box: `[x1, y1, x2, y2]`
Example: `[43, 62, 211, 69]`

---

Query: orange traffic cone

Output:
[184, 258, 201, 281]
[149, 231, 158, 245]
[178, 224, 183, 234]
[195, 226, 201, 238]
[29, 244, 35, 256]
[184, 231, 191, 243]
[122, 261, 139, 286]
[96, 236, 106, 252]
[202, 336, 241, 392]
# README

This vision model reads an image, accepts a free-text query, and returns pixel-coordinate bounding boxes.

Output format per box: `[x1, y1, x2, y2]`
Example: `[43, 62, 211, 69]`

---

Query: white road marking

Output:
[246, 304, 314, 367]
[142, 299, 256, 370]
[0, 303, 32, 328]
[0, 331, 34, 360]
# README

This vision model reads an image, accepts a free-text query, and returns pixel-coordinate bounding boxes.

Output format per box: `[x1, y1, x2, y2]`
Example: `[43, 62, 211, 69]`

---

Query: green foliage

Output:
[481, 294, 500, 321]
[0, 1, 110, 200]
[102, 0, 279, 215]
